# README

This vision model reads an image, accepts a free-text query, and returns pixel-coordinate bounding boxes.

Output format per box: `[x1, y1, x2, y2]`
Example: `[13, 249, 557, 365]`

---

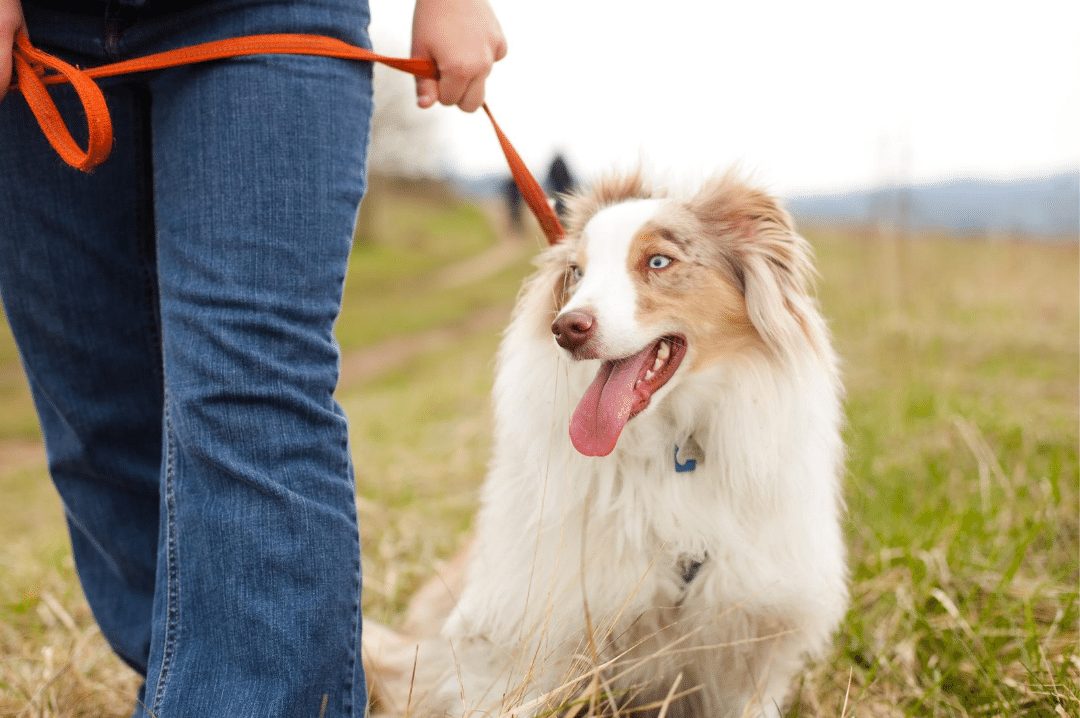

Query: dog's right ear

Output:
[688, 175, 819, 361]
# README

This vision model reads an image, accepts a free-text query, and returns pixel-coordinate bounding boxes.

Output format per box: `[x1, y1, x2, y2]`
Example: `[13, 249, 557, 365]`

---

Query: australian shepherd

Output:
[363, 172, 847, 718]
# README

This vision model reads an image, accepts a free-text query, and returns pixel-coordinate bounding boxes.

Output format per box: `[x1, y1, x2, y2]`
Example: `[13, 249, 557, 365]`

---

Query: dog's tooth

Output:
[658, 341, 670, 360]
[645, 369, 656, 382]
[652, 356, 663, 371]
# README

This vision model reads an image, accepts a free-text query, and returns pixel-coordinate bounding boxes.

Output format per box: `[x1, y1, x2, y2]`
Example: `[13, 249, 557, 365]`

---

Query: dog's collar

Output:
[674, 436, 704, 473]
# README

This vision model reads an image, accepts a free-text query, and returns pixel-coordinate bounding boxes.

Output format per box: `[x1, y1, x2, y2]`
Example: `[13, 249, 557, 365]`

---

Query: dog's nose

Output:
[551, 310, 596, 350]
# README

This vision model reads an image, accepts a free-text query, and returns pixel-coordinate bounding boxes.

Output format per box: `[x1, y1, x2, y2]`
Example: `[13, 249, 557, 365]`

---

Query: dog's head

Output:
[543, 171, 821, 457]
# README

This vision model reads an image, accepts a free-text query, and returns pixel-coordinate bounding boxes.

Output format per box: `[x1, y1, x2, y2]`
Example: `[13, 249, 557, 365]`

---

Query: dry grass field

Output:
[0, 186, 1076, 716]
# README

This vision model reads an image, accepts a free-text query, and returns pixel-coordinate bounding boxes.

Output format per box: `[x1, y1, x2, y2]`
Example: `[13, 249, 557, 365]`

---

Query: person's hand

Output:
[411, 0, 506, 113]
[0, 0, 23, 103]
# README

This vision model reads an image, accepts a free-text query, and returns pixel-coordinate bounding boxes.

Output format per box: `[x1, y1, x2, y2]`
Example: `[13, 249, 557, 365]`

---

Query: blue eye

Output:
[569, 264, 583, 281]
[648, 255, 673, 270]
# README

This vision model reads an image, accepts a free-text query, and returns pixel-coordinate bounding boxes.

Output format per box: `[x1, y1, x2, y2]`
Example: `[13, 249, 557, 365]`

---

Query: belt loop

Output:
[103, 0, 138, 59]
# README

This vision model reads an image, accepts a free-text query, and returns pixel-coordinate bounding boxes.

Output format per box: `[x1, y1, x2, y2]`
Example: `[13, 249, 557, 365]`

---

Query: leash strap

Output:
[10, 31, 566, 244]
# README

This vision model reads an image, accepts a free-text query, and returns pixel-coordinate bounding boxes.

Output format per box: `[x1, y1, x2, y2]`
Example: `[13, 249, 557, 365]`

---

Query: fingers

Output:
[410, 0, 507, 112]
[0, 8, 21, 103]
[458, 76, 486, 114]
[416, 76, 437, 108]
[437, 57, 492, 111]
[0, 40, 11, 103]
[436, 66, 470, 108]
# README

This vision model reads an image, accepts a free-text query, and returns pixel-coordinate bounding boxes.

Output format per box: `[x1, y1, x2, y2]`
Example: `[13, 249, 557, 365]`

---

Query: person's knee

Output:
[162, 323, 350, 502]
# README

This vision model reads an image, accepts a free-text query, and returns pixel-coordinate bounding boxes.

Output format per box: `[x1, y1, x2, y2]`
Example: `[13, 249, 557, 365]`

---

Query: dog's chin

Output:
[567, 335, 687, 457]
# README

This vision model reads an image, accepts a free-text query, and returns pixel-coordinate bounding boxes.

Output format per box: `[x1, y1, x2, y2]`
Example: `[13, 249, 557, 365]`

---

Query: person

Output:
[0, 0, 505, 715]
[544, 151, 577, 222]
[502, 173, 524, 236]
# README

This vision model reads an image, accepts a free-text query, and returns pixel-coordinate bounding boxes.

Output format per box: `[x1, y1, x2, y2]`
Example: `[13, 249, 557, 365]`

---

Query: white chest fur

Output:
[441, 323, 847, 717]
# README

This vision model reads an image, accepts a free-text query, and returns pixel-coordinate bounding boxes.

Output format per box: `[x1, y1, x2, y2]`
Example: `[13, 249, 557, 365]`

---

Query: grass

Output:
[798, 233, 1078, 716]
[337, 183, 515, 348]
[0, 188, 1076, 716]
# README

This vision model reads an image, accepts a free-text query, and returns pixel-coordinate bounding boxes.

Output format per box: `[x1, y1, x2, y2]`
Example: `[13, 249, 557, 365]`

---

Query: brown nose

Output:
[552, 310, 596, 350]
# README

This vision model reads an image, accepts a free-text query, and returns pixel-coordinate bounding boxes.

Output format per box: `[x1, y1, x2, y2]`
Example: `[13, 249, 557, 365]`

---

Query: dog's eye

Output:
[647, 255, 673, 270]
[569, 264, 583, 281]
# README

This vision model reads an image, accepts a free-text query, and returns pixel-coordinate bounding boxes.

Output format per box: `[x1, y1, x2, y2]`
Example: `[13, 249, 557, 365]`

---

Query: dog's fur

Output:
[363, 173, 847, 718]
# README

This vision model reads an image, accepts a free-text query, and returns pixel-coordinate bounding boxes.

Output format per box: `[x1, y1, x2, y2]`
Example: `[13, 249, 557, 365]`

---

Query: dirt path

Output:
[336, 304, 509, 393]
[338, 227, 531, 389]
[430, 240, 529, 290]
[427, 199, 545, 291]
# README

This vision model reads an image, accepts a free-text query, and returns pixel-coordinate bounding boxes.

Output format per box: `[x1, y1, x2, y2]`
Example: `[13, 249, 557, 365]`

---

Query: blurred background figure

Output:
[544, 152, 577, 222]
[502, 174, 523, 237]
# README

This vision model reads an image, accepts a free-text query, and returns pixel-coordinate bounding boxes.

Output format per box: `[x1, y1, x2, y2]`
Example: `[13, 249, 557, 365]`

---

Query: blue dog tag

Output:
[674, 445, 697, 473]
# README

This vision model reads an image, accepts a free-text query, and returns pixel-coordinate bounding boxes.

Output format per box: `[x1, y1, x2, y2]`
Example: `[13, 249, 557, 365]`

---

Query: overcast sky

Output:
[370, 0, 1079, 196]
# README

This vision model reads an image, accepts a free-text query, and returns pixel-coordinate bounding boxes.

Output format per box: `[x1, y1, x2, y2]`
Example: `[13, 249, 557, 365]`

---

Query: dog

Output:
[363, 172, 847, 718]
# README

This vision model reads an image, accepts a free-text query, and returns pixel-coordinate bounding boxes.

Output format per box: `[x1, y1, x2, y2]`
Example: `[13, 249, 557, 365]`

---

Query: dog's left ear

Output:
[688, 177, 818, 360]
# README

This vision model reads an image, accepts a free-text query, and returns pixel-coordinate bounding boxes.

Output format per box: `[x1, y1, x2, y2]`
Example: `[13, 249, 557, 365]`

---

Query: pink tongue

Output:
[569, 344, 657, 456]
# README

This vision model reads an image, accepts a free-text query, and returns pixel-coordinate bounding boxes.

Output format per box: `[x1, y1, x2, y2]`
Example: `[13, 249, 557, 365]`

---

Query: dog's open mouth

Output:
[569, 335, 687, 457]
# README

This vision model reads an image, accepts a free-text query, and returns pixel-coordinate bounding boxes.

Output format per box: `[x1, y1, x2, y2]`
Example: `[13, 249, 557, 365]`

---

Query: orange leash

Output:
[9, 31, 566, 245]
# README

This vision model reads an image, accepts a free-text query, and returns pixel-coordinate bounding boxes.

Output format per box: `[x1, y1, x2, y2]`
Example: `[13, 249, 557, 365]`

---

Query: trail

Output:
[430, 199, 542, 289]
[337, 232, 531, 389]
[336, 304, 509, 393]
[430, 240, 527, 289]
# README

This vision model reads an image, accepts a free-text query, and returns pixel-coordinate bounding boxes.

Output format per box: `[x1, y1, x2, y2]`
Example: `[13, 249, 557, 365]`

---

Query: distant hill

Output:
[452, 171, 1079, 240]
[785, 172, 1078, 239]
[452, 172, 508, 199]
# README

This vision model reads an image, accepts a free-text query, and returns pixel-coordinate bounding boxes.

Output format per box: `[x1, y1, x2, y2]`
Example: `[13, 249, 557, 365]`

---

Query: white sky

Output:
[370, 0, 1080, 195]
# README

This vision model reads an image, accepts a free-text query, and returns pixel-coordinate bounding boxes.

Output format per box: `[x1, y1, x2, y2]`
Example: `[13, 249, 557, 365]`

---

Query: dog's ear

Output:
[688, 176, 818, 360]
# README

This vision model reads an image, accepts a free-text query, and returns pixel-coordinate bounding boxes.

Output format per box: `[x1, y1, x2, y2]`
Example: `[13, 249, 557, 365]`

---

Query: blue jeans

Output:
[0, 1, 372, 715]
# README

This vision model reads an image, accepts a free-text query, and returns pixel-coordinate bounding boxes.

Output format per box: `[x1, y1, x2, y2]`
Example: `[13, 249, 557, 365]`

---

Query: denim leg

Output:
[0, 66, 161, 673]
[5, 1, 373, 713]
[137, 32, 373, 718]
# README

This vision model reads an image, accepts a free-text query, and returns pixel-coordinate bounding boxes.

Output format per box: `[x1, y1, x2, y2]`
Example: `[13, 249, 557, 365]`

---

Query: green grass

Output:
[0, 192, 1076, 716]
[347, 329, 500, 620]
[801, 234, 1079, 716]
[338, 187, 507, 348]
[336, 259, 528, 348]
[347, 194, 494, 294]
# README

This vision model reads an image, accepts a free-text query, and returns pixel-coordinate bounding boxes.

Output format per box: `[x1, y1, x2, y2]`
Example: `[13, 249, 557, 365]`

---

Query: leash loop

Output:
[9, 31, 565, 244]
[13, 32, 113, 172]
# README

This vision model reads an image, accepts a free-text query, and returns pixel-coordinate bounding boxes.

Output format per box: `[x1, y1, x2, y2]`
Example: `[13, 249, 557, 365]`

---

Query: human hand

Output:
[0, 0, 23, 102]
[411, 0, 506, 113]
